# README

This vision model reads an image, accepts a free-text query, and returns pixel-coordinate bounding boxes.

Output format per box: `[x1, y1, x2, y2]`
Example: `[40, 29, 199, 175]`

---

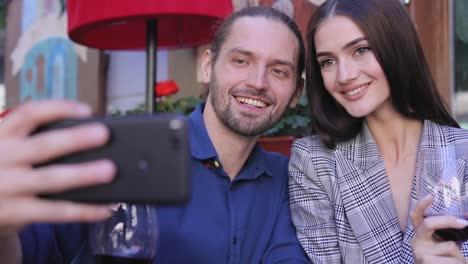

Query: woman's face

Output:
[314, 15, 391, 118]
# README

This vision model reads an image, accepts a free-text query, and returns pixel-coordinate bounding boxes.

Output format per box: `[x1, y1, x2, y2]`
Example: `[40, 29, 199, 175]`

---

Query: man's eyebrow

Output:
[316, 36, 368, 58]
[271, 59, 295, 71]
[228, 47, 295, 70]
[228, 47, 254, 57]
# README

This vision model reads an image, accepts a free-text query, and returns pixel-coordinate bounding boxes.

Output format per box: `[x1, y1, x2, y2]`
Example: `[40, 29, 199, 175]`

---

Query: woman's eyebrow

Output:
[316, 36, 368, 58]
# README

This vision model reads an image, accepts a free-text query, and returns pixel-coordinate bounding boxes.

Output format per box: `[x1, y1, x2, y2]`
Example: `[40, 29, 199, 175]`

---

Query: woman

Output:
[288, 0, 468, 263]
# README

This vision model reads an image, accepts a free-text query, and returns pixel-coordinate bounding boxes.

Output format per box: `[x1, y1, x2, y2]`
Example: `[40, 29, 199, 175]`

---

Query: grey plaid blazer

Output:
[289, 120, 468, 264]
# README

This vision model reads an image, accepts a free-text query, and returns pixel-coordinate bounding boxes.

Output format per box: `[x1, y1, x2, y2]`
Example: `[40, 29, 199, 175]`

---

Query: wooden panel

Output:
[258, 0, 318, 46]
[4, 0, 21, 108]
[408, 0, 452, 107]
[292, 0, 317, 42]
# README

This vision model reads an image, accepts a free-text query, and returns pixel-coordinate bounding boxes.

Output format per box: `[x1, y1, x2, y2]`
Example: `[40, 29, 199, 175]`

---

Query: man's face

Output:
[201, 16, 303, 137]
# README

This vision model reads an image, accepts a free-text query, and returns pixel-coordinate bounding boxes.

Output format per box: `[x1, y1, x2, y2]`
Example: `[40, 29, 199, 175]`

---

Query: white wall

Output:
[106, 50, 168, 113]
[0, 84, 4, 111]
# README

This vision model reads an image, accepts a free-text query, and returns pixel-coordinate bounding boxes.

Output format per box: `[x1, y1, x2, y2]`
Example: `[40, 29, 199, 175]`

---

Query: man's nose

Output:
[338, 60, 359, 84]
[245, 65, 268, 89]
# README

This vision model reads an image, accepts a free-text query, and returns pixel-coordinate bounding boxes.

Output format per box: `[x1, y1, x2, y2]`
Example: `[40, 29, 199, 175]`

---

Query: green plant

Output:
[122, 96, 203, 116]
[0, 0, 7, 30]
[262, 92, 311, 137]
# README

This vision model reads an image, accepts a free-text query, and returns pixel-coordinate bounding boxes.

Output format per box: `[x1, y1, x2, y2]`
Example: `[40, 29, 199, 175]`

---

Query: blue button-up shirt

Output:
[20, 104, 308, 263]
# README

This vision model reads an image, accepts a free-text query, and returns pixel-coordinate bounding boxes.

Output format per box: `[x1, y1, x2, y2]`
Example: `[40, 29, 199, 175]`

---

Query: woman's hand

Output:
[410, 196, 468, 264]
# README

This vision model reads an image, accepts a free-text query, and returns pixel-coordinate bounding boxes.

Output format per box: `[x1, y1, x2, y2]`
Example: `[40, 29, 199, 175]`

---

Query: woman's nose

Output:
[338, 60, 359, 84]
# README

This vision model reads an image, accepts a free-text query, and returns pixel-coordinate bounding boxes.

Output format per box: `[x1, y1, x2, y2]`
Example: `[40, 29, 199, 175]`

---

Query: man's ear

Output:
[288, 77, 305, 108]
[201, 49, 213, 84]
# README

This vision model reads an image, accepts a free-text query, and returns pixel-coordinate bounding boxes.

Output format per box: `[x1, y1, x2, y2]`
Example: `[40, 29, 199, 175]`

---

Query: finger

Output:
[17, 123, 109, 165]
[0, 198, 113, 227]
[0, 100, 92, 138]
[416, 215, 468, 241]
[411, 196, 433, 228]
[0, 160, 115, 196]
[415, 255, 465, 264]
[430, 241, 466, 262]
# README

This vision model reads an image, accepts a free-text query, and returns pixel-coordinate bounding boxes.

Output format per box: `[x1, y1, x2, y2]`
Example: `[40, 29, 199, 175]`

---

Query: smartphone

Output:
[433, 226, 468, 241]
[34, 113, 190, 205]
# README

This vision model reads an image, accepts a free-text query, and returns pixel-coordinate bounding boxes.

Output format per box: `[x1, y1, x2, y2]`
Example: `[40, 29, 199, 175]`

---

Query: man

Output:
[1, 6, 308, 263]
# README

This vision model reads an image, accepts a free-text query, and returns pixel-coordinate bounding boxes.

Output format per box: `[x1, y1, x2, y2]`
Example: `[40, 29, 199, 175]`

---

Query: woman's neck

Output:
[366, 107, 423, 164]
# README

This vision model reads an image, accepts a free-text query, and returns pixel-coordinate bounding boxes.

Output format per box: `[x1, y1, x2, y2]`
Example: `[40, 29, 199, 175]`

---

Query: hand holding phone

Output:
[0, 100, 116, 235]
[35, 113, 191, 205]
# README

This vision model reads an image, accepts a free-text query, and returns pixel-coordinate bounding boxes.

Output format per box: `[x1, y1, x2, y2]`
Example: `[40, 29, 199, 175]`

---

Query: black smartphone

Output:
[433, 227, 468, 241]
[33, 113, 190, 205]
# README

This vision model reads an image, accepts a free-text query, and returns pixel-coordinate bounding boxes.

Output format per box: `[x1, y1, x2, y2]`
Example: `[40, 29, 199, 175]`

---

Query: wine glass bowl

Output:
[416, 147, 468, 241]
[89, 203, 158, 264]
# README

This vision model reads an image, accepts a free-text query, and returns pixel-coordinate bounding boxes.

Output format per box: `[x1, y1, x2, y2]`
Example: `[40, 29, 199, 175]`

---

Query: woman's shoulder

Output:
[433, 121, 468, 142]
[425, 121, 468, 155]
[436, 124, 468, 159]
[291, 135, 335, 158]
[293, 135, 326, 149]
[293, 134, 321, 146]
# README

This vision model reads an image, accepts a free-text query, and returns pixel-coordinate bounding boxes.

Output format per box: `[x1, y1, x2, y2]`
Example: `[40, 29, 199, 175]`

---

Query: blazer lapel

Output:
[335, 123, 402, 264]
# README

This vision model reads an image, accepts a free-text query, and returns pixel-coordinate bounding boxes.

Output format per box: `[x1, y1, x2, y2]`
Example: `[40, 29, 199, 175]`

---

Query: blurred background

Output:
[0, 0, 467, 130]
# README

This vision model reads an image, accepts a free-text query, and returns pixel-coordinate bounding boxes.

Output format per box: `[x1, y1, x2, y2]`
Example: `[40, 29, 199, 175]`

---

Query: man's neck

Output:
[202, 103, 258, 180]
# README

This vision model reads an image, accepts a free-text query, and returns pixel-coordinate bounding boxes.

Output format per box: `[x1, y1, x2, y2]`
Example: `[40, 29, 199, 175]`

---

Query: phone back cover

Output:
[38, 114, 190, 205]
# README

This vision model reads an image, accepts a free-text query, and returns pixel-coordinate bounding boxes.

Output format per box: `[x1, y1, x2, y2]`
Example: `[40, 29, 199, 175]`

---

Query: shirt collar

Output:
[188, 103, 218, 160]
[188, 103, 273, 179]
[242, 144, 274, 179]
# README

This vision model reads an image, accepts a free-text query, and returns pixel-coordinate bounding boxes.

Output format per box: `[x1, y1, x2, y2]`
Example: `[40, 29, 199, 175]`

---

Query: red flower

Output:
[0, 108, 10, 119]
[154, 80, 179, 97]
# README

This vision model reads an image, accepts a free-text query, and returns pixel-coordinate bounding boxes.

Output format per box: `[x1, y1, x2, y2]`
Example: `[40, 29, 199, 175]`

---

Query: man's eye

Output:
[233, 59, 248, 65]
[272, 68, 288, 78]
[319, 59, 335, 68]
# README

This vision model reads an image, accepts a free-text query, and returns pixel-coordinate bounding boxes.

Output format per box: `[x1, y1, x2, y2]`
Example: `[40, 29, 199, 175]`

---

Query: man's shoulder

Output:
[20, 223, 86, 264]
[255, 149, 290, 183]
[261, 149, 289, 162]
[260, 149, 289, 170]
[21, 223, 86, 244]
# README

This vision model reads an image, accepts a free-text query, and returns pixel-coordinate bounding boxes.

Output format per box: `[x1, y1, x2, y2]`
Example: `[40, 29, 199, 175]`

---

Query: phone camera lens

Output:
[138, 159, 149, 173]
[169, 119, 184, 130]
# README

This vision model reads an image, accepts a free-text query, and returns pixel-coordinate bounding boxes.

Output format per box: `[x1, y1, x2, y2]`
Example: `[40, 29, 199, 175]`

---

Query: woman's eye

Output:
[319, 59, 335, 68]
[355, 46, 371, 56]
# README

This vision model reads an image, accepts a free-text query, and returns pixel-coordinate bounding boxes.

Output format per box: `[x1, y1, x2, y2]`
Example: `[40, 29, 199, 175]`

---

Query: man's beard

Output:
[208, 74, 283, 137]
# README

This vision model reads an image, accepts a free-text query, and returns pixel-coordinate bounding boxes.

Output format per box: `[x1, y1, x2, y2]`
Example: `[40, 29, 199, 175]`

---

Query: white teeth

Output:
[345, 84, 368, 96]
[236, 97, 266, 108]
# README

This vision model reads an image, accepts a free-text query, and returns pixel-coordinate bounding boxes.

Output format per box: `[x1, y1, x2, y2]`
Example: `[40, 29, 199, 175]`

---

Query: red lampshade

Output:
[67, 0, 233, 50]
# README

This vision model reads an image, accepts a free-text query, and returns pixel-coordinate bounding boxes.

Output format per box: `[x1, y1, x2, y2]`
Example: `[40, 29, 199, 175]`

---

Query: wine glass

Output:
[416, 146, 468, 241]
[88, 203, 158, 264]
